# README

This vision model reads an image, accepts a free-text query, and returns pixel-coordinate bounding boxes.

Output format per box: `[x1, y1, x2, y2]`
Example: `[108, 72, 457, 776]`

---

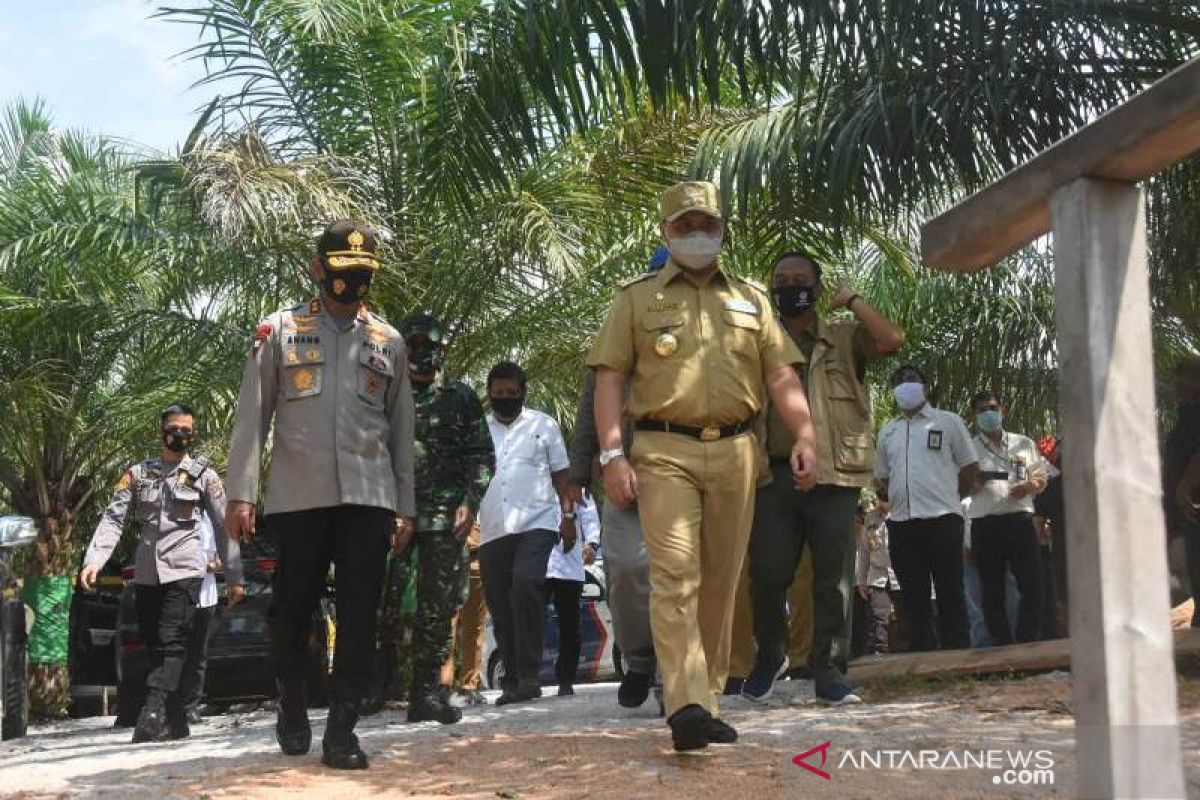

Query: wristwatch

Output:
[598, 448, 625, 468]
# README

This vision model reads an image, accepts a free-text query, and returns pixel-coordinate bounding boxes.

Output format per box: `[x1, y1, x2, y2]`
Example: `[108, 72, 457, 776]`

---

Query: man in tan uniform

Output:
[588, 181, 817, 752]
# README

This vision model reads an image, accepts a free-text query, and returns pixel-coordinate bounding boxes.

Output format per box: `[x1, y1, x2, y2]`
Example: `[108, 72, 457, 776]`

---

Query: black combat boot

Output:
[275, 678, 312, 756]
[166, 696, 191, 740]
[131, 694, 169, 744]
[407, 681, 462, 725]
[321, 700, 369, 770]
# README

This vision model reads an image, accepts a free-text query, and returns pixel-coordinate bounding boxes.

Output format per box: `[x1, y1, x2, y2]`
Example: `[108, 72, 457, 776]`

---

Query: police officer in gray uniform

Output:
[79, 403, 243, 743]
[225, 220, 416, 770]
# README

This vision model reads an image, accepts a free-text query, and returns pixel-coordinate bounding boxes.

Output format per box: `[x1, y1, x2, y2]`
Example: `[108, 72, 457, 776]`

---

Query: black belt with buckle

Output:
[634, 419, 752, 442]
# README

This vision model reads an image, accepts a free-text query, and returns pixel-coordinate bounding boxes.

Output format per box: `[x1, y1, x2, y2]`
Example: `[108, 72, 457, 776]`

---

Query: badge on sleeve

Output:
[253, 322, 273, 353]
[927, 430, 943, 451]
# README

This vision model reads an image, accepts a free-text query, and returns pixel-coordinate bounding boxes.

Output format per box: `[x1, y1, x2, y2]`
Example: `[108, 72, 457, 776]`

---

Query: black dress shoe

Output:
[167, 714, 191, 741]
[704, 717, 738, 744]
[497, 684, 542, 706]
[618, 671, 652, 708]
[407, 692, 462, 724]
[131, 705, 168, 744]
[668, 704, 711, 753]
[557, 684, 574, 697]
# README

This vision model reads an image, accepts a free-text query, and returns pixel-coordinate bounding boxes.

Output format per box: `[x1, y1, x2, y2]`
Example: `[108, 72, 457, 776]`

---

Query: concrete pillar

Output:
[1050, 176, 1184, 799]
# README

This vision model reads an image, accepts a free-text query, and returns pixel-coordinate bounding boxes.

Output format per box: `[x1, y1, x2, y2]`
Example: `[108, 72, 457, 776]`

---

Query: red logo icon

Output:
[792, 741, 833, 780]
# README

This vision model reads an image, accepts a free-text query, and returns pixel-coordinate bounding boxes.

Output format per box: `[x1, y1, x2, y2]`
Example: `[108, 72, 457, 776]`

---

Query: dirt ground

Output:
[3, 672, 1199, 800]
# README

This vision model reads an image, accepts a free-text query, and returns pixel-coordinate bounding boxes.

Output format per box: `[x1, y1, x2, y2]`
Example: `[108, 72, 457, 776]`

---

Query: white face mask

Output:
[666, 231, 723, 269]
[893, 381, 926, 411]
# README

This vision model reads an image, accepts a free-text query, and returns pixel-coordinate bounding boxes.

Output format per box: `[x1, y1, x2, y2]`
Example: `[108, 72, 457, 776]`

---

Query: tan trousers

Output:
[632, 430, 757, 718]
[729, 545, 814, 677]
[439, 555, 487, 691]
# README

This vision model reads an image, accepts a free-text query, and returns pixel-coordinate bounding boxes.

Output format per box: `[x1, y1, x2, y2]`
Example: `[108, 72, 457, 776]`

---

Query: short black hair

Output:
[770, 250, 823, 282]
[890, 364, 927, 386]
[160, 403, 195, 426]
[972, 390, 1001, 408]
[487, 361, 527, 392]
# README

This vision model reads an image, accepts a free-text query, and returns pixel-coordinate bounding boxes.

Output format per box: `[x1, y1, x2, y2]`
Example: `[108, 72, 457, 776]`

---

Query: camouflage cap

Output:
[659, 180, 722, 223]
[317, 219, 380, 270]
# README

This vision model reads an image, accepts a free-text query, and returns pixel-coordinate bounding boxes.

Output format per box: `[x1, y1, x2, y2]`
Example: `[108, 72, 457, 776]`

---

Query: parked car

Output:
[485, 563, 622, 689]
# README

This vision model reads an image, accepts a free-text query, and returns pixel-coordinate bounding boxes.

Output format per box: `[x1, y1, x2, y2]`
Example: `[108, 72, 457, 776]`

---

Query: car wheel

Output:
[486, 651, 504, 691]
[612, 644, 625, 681]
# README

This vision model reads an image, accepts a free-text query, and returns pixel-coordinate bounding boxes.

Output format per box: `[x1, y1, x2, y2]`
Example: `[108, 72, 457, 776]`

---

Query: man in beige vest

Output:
[588, 181, 818, 752]
[742, 251, 904, 704]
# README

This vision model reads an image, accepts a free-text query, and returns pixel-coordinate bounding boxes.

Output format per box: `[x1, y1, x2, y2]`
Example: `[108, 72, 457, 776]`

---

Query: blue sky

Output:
[0, 0, 217, 152]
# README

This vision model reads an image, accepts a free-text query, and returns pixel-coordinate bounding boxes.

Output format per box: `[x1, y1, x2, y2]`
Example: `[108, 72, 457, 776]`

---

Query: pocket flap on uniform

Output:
[642, 311, 685, 331]
[721, 310, 761, 330]
[282, 342, 325, 366]
[359, 348, 395, 377]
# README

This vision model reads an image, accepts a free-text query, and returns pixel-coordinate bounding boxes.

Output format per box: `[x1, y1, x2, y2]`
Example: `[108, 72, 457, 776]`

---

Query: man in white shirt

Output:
[478, 362, 576, 705]
[545, 490, 601, 696]
[874, 365, 979, 651]
[967, 391, 1047, 645]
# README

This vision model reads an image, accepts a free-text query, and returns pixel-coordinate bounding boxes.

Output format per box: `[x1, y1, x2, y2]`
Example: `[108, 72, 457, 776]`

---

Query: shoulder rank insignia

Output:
[733, 274, 767, 292]
[618, 272, 655, 289]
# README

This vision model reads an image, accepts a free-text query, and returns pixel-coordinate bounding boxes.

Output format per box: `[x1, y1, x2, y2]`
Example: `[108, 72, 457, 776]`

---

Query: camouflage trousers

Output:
[378, 530, 469, 695]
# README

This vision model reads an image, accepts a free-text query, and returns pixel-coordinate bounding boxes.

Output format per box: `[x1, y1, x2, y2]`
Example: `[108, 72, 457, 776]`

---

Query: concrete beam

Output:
[922, 57, 1200, 272]
[1051, 177, 1184, 799]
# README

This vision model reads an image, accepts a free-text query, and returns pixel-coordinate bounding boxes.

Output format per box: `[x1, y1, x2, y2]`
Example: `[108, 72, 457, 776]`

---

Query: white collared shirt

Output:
[875, 404, 977, 522]
[480, 408, 570, 545]
[198, 513, 218, 609]
[546, 494, 601, 582]
[967, 431, 1046, 519]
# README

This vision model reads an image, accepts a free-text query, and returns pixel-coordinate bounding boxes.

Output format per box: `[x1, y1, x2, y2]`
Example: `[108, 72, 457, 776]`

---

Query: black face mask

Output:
[771, 284, 818, 316]
[490, 396, 524, 420]
[162, 429, 193, 453]
[408, 344, 445, 377]
[323, 268, 374, 304]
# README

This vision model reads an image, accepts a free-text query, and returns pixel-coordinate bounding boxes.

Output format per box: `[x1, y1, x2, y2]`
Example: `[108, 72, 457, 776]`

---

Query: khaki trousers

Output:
[632, 430, 757, 718]
[440, 555, 488, 691]
[730, 545, 814, 678]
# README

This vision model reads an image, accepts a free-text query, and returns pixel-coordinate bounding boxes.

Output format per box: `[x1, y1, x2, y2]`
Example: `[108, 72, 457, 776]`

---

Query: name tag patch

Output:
[724, 298, 758, 315]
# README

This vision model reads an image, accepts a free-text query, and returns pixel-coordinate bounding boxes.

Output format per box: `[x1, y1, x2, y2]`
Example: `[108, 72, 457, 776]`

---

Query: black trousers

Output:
[546, 578, 582, 685]
[179, 605, 214, 714]
[971, 512, 1043, 645]
[479, 530, 557, 690]
[267, 505, 391, 704]
[888, 514, 969, 651]
[135, 577, 202, 713]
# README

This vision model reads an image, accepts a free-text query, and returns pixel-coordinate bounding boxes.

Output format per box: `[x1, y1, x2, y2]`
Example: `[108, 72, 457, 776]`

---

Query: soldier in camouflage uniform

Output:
[385, 313, 494, 725]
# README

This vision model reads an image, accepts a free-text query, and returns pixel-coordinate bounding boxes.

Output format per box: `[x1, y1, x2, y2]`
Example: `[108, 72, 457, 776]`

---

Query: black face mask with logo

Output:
[490, 396, 524, 420]
[323, 268, 375, 304]
[771, 284, 818, 317]
[162, 428, 193, 453]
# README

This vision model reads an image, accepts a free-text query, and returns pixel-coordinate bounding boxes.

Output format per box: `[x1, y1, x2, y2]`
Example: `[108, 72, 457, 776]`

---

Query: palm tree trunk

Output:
[23, 511, 75, 719]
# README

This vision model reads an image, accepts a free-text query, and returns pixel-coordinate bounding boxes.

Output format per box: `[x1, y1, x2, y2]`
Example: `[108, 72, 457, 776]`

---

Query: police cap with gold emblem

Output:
[317, 219, 380, 270]
[659, 180, 723, 223]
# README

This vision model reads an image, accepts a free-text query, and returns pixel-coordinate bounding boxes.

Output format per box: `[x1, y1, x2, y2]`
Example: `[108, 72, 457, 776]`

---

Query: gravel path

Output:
[2, 674, 1198, 799]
